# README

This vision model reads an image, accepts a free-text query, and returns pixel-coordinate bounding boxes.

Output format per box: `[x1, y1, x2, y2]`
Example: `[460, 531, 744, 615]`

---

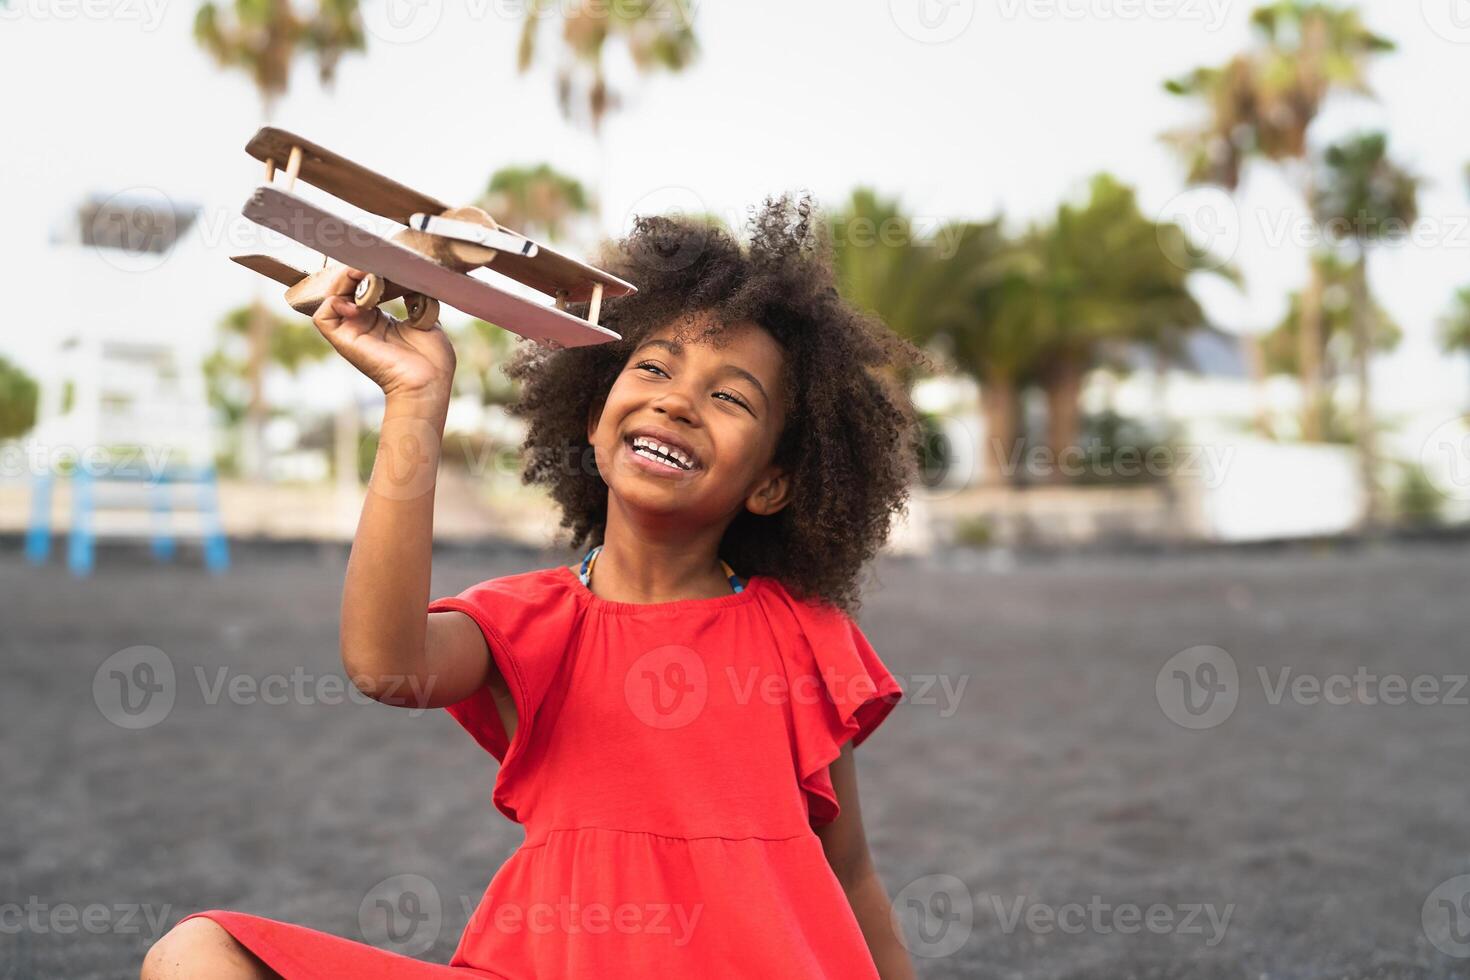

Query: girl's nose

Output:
[653, 388, 699, 426]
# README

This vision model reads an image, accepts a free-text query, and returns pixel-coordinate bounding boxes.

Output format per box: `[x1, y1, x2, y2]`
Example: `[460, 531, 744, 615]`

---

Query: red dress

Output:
[181, 564, 904, 978]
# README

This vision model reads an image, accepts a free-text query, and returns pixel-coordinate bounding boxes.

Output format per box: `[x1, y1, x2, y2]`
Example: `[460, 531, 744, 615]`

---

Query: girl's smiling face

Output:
[588, 315, 791, 526]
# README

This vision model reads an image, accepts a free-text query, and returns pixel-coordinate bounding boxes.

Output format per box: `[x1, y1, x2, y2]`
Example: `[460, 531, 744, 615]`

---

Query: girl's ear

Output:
[745, 466, 791, 517]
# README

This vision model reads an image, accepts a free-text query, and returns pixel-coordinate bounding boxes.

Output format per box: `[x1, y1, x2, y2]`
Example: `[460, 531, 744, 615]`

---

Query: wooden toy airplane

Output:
[231, 127, 634, 348]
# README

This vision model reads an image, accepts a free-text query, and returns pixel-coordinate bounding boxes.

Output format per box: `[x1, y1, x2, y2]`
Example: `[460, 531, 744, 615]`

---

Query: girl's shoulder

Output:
[427, 564, 585, 648]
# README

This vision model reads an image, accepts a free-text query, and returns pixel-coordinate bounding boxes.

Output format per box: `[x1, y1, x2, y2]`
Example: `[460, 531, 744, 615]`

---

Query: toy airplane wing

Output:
[243, 186, 621, 348]
[233, 127, 634, 347]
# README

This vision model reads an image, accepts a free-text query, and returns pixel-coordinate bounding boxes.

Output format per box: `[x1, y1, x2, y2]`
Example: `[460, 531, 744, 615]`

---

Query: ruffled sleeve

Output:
[761, 584, 905, 829]
[427, 568, 579, 822]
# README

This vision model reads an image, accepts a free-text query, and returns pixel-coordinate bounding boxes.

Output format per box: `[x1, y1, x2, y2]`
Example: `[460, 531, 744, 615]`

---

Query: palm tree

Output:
[460, 161, 598, 408]
[516, 0, 698, 135]
[1164, 1, 1394, 442]
[477, 163, 594, 243]
[452, 320, 523, 409]
[825, 190, 1037, 484]
[1163, 54, 1276, 437]
[1249, 2, 1393, 442]
[1259, 251, 1401, 441]
[1439, 287, 1470, 412]
[460, 164, 593, 404]
[828, 189, 944, 377]
[1162, 55, 1263, 191]
[928, 222, 1045, 486]
[194, 0, 366, 480]
[204, 304, 335, 472]
[1311, 131, 1418, 529]
[1030, 174, 1228, 478]
[194, 0, 363, 114]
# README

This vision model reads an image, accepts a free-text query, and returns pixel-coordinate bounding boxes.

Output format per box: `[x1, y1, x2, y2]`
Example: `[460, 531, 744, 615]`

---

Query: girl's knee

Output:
[141, 917, 259, 979]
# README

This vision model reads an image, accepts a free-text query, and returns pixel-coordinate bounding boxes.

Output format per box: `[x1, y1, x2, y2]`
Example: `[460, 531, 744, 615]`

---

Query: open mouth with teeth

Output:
[626, 435, 698, 472]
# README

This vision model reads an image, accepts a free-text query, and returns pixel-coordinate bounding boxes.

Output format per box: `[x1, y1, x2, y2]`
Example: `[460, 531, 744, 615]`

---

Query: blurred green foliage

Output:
[0, 355, 39, 440]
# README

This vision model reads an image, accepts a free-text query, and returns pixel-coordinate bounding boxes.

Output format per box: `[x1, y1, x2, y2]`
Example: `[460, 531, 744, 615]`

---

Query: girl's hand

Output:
[311, 264, 457, 406]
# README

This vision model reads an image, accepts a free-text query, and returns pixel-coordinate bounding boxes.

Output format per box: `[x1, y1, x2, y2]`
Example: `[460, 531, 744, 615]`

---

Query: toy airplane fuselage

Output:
[231, 127, 633, 348]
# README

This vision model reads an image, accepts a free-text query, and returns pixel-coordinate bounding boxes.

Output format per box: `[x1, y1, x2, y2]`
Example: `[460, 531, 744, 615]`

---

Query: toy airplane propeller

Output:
[231, 127, 633, 348]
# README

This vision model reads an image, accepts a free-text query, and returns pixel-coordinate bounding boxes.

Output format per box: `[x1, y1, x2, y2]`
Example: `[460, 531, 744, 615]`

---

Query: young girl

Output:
[142, 195, 925, 979]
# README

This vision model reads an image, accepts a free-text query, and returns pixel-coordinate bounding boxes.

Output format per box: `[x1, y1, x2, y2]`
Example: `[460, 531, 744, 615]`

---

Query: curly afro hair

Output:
[503, 192, 929, 615]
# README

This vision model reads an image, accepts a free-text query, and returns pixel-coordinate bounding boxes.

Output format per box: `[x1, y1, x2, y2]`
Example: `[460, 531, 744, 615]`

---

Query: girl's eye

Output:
[714, 391, 752, 412]
[633, 361, 753, 414]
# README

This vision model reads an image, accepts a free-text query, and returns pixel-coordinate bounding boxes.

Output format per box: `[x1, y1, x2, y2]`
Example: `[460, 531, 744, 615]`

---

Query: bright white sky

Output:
[2, 0, 1468, 420]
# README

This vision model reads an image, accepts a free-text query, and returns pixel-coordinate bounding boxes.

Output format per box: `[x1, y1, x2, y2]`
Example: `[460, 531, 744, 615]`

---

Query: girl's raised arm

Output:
[308, 265, 502, 710]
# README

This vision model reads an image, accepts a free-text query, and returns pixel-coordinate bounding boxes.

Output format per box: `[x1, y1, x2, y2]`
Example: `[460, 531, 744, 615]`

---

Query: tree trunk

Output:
[1242, 330, 1273, 438]
[242, 297, 271, 481]
[979, 371, 1020, 487]
[1298, 255, 1325, 441]
[1297, 167, 1325, 442]
[1044, 357, 1085, 484]
[1351, 248, 1379, 532]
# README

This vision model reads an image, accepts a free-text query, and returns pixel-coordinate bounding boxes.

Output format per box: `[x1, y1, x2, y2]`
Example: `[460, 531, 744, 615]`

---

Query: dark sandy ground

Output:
[3, 537, 1469, 979]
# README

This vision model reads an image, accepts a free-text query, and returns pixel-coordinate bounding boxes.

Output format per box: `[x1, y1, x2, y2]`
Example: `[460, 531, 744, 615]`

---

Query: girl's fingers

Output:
[368, 307, 392, 340]
[313, 295, 369, 346]
[321, 264, 365, 304]
[314, 295, 346, 330]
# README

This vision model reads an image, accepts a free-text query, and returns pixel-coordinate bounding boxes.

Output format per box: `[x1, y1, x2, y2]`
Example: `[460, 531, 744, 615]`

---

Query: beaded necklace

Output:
[578, 544, 744, 594]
